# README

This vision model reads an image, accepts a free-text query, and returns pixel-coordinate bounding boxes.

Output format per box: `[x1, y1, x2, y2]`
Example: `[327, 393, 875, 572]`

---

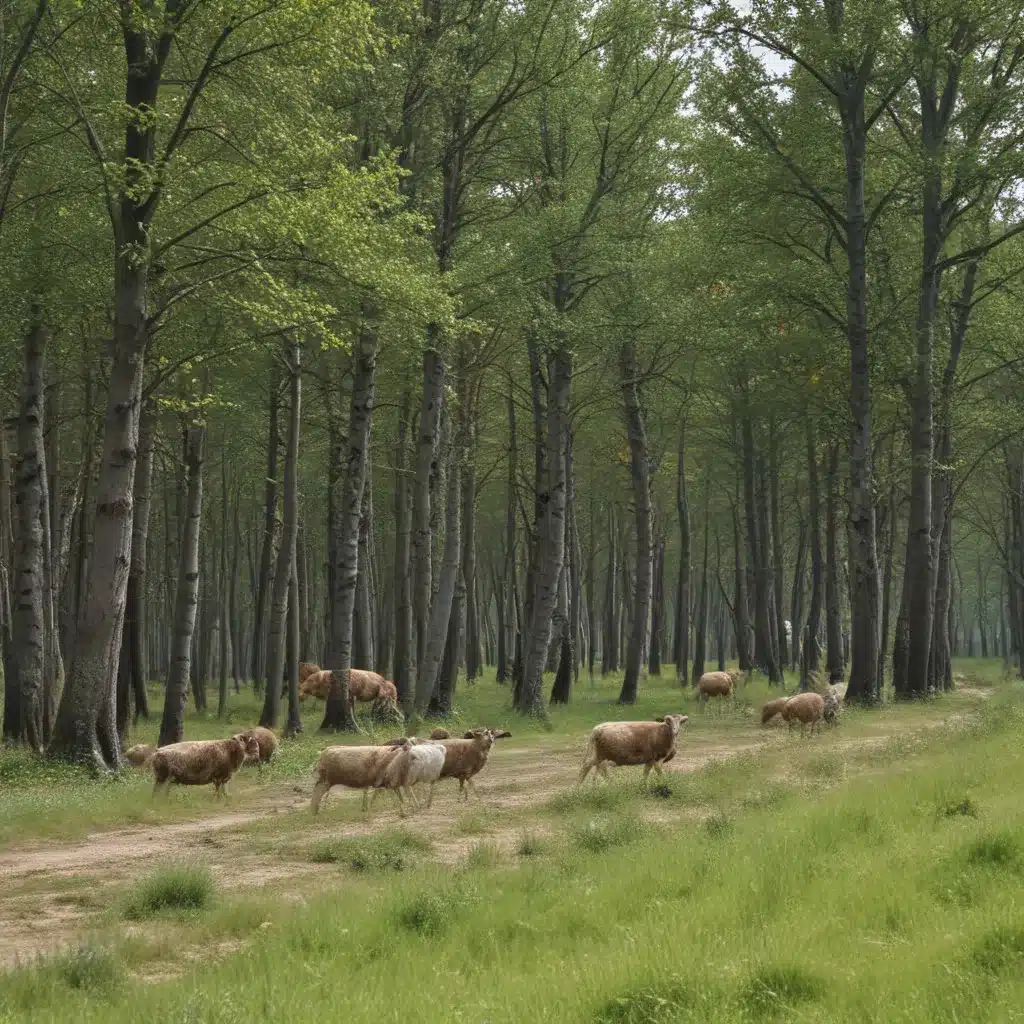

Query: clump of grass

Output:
[971, 925, 1024, 974]
[740, 964, 825, 1018]
[311, 829, 431, 872]
[516, 832, 546, 857]
[594, 975, 694, 1023]
[53, 945, 122, 992]
[548, 783, 629, 814]
[941, 795, 978, 818]
[570, 815, 644, 854]
[965, 831, 1023, 872]
[122, 865, 214, 920]
[703, 812, 733, 839]
[397, 891, 450, 936]
[456, 812, 490, 836]
[465, 842, 501, 869]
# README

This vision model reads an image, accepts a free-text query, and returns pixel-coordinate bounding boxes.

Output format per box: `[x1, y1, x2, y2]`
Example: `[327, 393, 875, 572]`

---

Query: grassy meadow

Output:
[1, 659, 1023, 1022]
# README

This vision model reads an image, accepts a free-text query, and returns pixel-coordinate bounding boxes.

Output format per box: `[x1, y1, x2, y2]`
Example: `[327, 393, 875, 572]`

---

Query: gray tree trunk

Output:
[824, 442, 844, 684]
[675, 421, 691, 685]
[392, 391, 413, 706]
[158, 426, 205, 747]
[251, 359, 279, 687]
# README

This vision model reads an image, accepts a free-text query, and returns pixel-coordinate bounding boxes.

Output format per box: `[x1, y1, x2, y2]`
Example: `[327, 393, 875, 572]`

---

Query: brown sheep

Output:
[761, 697, 788, 725]
[124, 743, 156, 767]
[781, 692, 825, 735]
[579, 715, 688, 785]
[822, 687, 840, 727]
[151, 734, 260, 798]
[310, 743, 408, 814]
[299, 661, 321, 684]
[696, 671, 737, 703]
[298, 667, 401, 719]
[237, 726, 279, 763]
[437, 728, 511, 800]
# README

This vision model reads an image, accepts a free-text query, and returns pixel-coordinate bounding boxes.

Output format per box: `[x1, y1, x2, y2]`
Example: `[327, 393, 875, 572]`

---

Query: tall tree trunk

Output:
[517, 345, 571, 715]
[824, 442, 844, 684]
[158, 427, 205, 747]
[732, 479, 752, 670]
[675, 421, 691, 685]
[251, 360, 279, 687]
[392, 391, 413, 704]
[410, 348, 445, 710]
[416, 418, 461, 713]
[649, 531, 665, 676]
[284, 555, 302, 735]
[602, 506, 618, 674]
[353, 484, 374, 669]
[769, 418, 788, 667]
[9, 322, 49, 749]
[322, 314, 377, 732]
[217, 440, 229, 718]
[462, 420, 481, 682]
[618, 340, 652, 705]
[789, 511, 807, 673]
[498, 384, 517, 683]
[229, 500, 242, 687]
[692, 482, 710, 682]
[586, 492, 596, 678]
[802, 416, 824, 686]
[116, 399, 155, 740]
[878, 480, 897, 686]
[262, 339, 301, 728]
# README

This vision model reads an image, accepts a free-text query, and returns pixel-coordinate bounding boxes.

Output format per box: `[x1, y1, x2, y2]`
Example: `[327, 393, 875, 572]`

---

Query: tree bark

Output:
[675, 421, 691, 685]
[251, 359, 279, 687]
[158, 427, 205, 747]
[462, 417, 481, 682]
[284, 556, 302, 736]
[517, 344, 571, 715]
[498, 384, 517, 683]
[824, 442, 844, 684]
[769, 418, 788, 667]
[353, 483, 374, 669]
[618, 340, 652, 705]
[692, 482, 710, 682]
[9, 321, 49, 749]
[261, 339, 301, 728]
[731, 486, 751, 672]
[802, 417, 825, 687]
[649, 531, 665, 676]
[392, 390, 413, 705]
[322, 315, 377, 732]
[602, 506, 618, 674]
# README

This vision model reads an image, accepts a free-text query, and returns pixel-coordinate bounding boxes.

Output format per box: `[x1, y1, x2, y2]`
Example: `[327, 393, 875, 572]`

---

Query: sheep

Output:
[151, 734, 260, 798]
[299, 661, 321, 684]
[310, 743, 408, 814]
[696, 671, 738, 704]
[298, 666, 401, 719]
[375, 738, 447, 814]
[578, 715, 688, 786]
[124, 743, 156, 767]
[780, 691, 825, 735]
[761, 697, 788, 725]
[822, 687, 840, 727]
[429, 727, 451, 740]
[237, 726, 279, 763]
[435, 728, 511, 801]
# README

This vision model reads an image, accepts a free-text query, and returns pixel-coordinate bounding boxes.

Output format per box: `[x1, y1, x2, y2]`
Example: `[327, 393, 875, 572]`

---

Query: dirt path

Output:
[0, 696, 984, 970]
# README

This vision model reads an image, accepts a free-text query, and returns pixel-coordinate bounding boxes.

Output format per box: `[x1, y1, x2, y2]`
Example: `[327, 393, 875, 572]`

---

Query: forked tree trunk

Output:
[262, 339, 301, 728]
[322, 315, 377, 732]
[158, 426, 205, 747]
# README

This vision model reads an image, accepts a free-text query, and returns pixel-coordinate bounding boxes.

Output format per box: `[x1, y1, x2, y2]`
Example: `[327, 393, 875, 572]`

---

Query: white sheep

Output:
[373, 738, 446, 815]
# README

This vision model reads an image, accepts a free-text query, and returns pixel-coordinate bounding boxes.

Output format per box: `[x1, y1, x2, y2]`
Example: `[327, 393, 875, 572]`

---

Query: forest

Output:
[2, 0, 1024, 775]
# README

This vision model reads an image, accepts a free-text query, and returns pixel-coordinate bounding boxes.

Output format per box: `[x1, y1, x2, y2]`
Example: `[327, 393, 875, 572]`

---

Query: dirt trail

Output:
[0, 695, 985, 970]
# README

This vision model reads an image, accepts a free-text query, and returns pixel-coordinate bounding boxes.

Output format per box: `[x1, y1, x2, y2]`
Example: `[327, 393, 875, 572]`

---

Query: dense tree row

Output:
[1, 0, 1024, 769]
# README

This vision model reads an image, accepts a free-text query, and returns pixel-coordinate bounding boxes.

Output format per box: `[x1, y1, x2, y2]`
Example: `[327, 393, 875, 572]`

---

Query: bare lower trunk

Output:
[602, 506, 618, 674]
[261, 339, 301, 728]
[322, 315, 377, 732]
[675, 422, 690, 685]
[802, 417, 824, 686]
[251, 360, 279, 686]
[158, 427, 205, 747]
[284, 557, 302, 736]
[517, 345, 571, 716]
[498, 385, 517, 683]
[410, 347, 444, 709]
[769, 419, 788, 667]
[462, 429, 481, 682]
[392, 391, 413, 706]
[824, 443, 844, 684]
[649, 532, 665, 676]
[692, 483, 710, 681]
[353, 484, 374, 669]
[10, 321, 49, 750]
[732, 479, 751, 670]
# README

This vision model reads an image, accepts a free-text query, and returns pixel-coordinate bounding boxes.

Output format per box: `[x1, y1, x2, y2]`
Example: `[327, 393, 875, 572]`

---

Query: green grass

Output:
[122, 865, 215, 920]
[3, 670, 1022, 1021]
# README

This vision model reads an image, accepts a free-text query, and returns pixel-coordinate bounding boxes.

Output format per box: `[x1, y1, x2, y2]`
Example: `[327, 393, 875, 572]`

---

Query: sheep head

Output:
[233, 734, 262, 763]
[658, 714, 688, 739]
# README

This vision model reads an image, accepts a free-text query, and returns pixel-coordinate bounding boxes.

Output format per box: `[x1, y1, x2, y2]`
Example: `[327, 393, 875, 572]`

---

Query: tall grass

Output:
[2, 682, 1022, 1022]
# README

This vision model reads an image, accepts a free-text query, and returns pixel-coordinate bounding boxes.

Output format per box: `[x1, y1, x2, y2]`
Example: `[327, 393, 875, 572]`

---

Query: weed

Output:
[740, 965, 825, 1018]
[123, 865, 214, 920]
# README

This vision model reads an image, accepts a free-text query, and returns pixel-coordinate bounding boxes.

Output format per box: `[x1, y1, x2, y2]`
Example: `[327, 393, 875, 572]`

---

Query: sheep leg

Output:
[578, 761, 594, 786]
[426, 781, 436, 809]
[642, 763, 653, 788]
[596, 762, 611, 781]
[407, 785, 422, 810]
[310, 780, 331, 815]
[466, 777, 478, 800]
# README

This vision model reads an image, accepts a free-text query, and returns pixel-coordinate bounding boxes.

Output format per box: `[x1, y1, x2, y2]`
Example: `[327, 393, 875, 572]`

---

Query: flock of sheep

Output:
[120, 665, 841, 816]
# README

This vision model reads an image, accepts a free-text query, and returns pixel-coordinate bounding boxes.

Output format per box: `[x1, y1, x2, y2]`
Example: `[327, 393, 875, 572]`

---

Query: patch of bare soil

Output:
[0, 694, 988, 970]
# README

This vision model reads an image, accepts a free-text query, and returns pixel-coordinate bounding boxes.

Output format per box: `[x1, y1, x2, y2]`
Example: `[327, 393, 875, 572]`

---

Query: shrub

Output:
[123, 866, 214, 920]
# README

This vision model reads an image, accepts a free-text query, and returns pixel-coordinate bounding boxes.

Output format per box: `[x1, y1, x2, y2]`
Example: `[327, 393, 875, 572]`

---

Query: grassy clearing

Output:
[2, 668, 1022, 1021]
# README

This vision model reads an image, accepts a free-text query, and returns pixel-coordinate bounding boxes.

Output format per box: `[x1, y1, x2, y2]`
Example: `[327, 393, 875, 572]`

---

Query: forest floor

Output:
[0, 660, 1007, 980]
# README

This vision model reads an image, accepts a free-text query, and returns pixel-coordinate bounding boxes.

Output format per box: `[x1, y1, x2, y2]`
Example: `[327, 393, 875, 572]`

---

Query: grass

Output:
[2, 659, 1024, 1023]
[122, 866, 215, 920]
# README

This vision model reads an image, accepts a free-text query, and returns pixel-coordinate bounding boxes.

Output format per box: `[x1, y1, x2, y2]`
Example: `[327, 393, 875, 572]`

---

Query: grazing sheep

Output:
[822, 688, 840, 727]
[298, 667, 401, 719]
[310, 743, 408, 814]
[697, 671, 736, 703]
[151, 734, 260, 798]
[436, 728, 511, 801]
[578, 715, 688, 785]
[781, 692, 825, 735]
[429, 727, 451, 740]
[299, 661, 320, 684]
[761, 697, 788, 725]
[124, 743, 156, 768]
[376, 738, 447, 814]
[237, 726, 279, 763]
